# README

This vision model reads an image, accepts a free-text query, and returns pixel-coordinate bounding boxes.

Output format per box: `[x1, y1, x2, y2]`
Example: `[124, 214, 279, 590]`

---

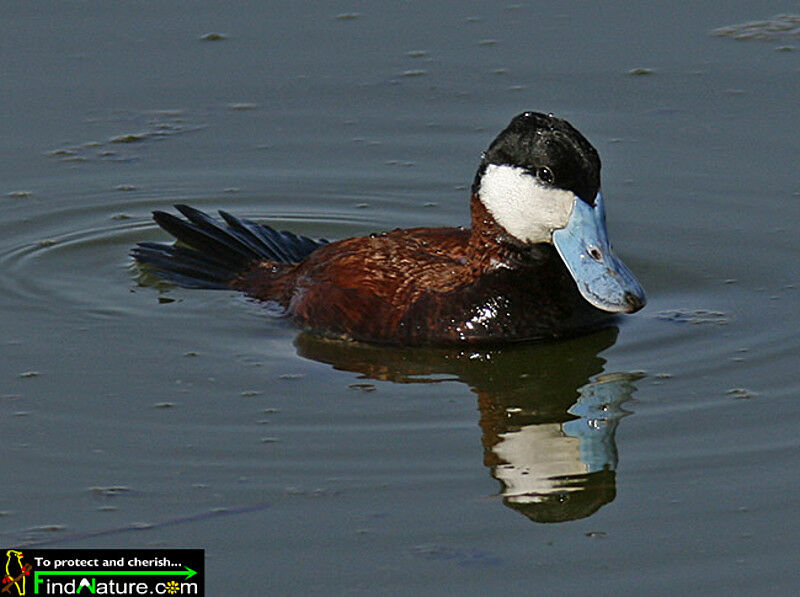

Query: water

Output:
[2, 2, 800, 594]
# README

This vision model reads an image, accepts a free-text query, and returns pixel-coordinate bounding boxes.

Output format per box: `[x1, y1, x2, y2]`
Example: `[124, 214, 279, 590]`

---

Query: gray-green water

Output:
[2, 2, 800, 594]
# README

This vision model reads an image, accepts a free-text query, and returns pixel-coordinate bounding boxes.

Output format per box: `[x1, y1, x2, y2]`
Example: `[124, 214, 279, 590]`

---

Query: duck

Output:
[132, 111, 645, 345]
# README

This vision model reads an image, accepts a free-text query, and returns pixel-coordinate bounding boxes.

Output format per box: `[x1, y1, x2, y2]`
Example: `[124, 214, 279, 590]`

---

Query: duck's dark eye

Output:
[536, 166, 554, 185]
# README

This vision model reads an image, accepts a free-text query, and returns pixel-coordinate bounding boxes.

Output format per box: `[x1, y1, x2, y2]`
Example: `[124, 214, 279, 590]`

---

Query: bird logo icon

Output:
[2, 550, 31, 596]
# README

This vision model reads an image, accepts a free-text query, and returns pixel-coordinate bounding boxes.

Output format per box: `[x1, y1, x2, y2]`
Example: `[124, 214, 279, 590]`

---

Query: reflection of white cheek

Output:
[479, 164, 575, 244]
[493, 424, 589, 502]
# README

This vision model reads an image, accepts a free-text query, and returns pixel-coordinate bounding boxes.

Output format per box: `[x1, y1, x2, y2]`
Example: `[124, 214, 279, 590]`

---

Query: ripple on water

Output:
[44, 110, 208, 165]
[0, 194, 378, 319]
[711, 14, 800, 41]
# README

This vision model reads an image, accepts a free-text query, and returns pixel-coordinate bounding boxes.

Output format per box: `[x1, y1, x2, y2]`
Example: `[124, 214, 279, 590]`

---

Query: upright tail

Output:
[131, 204, 328, 289]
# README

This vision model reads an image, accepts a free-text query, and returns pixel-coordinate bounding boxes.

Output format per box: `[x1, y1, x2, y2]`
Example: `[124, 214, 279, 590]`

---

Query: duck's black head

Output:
[472, 111, 601, 206]
[472, 111, 645, 314]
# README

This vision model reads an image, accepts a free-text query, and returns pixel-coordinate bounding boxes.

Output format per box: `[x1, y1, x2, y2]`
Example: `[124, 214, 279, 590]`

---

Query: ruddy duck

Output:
[132, 112, 645, 345]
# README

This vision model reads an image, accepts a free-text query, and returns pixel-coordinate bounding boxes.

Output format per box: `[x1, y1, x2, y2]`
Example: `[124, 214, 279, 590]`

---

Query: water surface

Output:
[2, 2, 800, 594]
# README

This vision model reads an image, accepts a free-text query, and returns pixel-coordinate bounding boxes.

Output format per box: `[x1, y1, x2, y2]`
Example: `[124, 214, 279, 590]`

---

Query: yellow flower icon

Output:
[165, 580, 180, 594]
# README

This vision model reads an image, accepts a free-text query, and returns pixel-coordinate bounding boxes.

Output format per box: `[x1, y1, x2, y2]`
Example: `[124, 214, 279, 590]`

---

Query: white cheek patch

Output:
[478, 164, 576, 244]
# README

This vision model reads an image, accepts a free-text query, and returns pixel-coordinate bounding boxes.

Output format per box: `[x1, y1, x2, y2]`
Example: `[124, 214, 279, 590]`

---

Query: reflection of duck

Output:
[484, 372, 636, 523]
[3, 550, 25, 596]
[133, 112, 645, 345]
[295, 327, 639, 523]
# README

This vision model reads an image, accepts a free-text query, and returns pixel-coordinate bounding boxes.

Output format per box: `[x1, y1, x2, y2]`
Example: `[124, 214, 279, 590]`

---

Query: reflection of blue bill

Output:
[563, 372, 637, 473]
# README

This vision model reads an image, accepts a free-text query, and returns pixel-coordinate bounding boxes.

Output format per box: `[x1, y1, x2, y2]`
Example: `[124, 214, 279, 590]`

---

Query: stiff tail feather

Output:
[131, 204, 328, 289]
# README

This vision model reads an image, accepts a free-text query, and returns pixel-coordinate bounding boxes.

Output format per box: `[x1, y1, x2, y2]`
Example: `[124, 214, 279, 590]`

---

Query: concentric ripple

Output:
[0, 191, 380, 319]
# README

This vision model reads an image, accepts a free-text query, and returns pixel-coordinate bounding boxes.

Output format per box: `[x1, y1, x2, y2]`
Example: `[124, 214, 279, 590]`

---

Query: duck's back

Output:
[232, 226, 609, 345]
[233, 226, 475, 342]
